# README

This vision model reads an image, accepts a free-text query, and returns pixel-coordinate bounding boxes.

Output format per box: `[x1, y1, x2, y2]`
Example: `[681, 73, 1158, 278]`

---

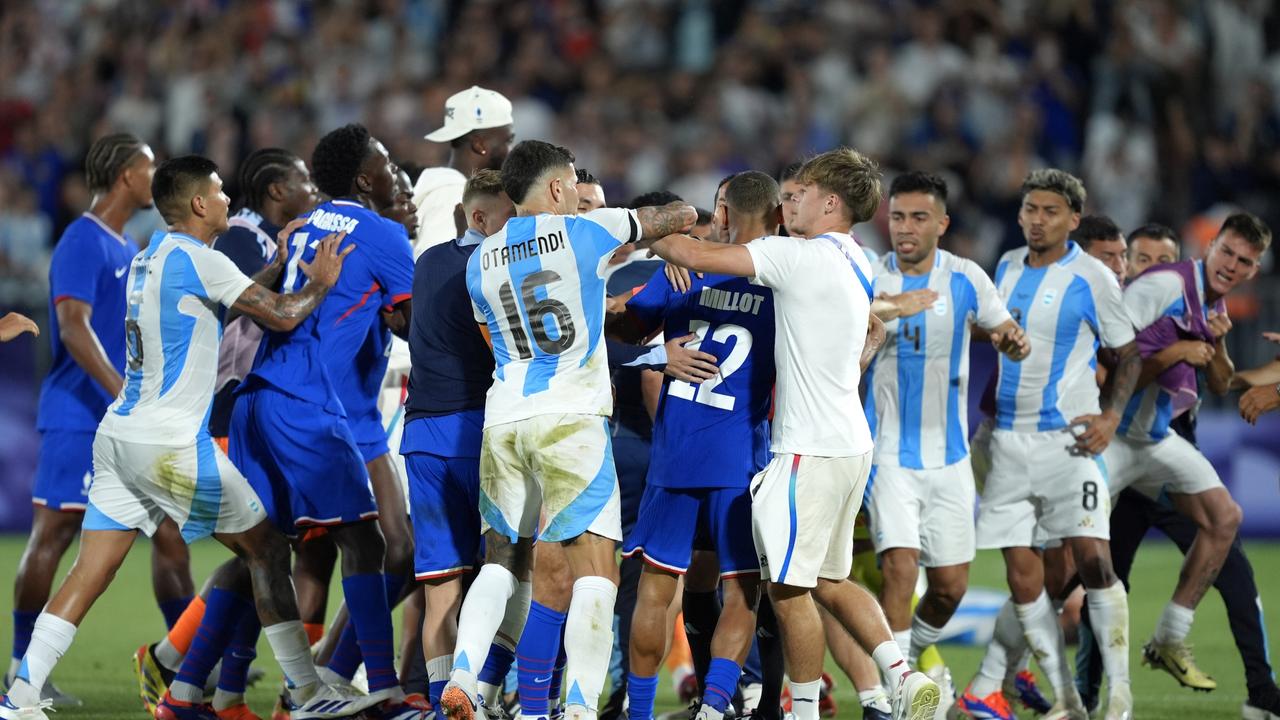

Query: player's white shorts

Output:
[84, 433, 267, 541]
[751, 452, 871, 588]
[976, 428, 1110, 548]
[479, 413, 622, 544]
[379, 381, 410, 505]
[868, 461, 976, 567]
[1103, 432, 1222, 498]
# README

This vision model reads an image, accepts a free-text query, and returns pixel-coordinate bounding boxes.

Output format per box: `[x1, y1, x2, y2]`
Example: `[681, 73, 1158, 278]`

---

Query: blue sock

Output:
[547, 640, 567, 708]
[339, 573, 397, 693]
[429, 679, 448, 707]
[327, 573, 405, 683]
[159, 596, 194, 631]
[217, 611, 261, 694]
[516, 601, 566, 716]
[479, 643, 515, 688]
[703, 657, 742, 714]
[11, 611, 38, 661]
[626, 673, 659, 720]
[176, 588, 253, 691]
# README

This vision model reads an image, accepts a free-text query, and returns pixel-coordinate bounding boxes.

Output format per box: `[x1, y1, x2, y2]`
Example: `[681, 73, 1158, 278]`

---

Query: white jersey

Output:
[467, 208, 640, 427]
[411, 166, 466, 256]
[745, 232, 874, 457]
[992, 242, 1135, 432]
[868, 249, 1011, 468]
[98, 232, 254, 445]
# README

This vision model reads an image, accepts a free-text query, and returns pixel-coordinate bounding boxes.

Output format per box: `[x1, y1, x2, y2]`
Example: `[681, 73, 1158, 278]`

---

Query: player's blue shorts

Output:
[33, 430, 93, 512]
[229, 386, 376, 534]
[405, 452, 480, 580]
[349, 408, 390, 464]
[623, 485, 759, 577]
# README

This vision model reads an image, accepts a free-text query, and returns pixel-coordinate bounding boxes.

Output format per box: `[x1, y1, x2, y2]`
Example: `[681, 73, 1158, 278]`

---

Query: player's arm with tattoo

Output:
[230, 232, 354, 333]
[633, 202, 698, 243]
[1071, 340, 1140, 455]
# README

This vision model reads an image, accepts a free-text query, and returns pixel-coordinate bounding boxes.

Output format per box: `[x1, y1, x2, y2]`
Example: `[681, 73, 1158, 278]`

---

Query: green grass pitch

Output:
[0, 536, 1275, 718]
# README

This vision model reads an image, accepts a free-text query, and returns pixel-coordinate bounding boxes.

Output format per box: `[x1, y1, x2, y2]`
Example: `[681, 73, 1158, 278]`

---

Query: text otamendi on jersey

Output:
[480, 230, 565, 270]
[698, 286, 766, 316]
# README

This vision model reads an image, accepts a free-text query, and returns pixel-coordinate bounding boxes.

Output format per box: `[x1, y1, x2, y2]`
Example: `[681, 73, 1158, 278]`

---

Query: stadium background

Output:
[0, 1, 1278, 716]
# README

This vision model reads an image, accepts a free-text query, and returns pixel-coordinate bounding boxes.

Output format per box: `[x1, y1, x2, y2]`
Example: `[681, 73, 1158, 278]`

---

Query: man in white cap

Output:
[413, 85, 516, 254]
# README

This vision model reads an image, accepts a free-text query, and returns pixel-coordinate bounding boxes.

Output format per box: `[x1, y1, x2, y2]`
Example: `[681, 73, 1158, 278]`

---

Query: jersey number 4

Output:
[668, 320, 751, 411]
[499, 270, 577, 358]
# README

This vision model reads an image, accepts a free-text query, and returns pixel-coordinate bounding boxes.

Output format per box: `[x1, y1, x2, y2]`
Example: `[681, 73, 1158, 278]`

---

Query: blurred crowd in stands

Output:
[2, 0, 1279, 362]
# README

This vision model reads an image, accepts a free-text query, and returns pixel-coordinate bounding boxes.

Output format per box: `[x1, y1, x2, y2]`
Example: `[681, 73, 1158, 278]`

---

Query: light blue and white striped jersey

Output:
[98, 231, 255, 445]
[467, 208, 640, 427]
[1117, 261, 1209, 442]
[867, 249, 1011, 468]
[993, 242, 1135, 432]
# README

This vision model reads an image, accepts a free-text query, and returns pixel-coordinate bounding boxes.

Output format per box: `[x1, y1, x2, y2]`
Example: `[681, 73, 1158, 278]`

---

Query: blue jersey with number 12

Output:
[627, 268, 775, 489]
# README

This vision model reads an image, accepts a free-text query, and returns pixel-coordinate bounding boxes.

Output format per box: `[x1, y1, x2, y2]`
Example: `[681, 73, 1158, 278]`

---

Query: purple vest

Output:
[1132, 260, 1224, 418]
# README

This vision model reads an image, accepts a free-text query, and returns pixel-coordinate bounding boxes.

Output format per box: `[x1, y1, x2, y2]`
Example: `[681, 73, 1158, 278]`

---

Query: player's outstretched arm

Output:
[649, 233, 755, 278]
[634, 202, 698, 243]
[56, 299, 123, 397]
[0, 312, 39, 342]
[871, 289, 939, 321]
[1071, 340, 1140, 455]
[229, 232, 354, 332]
[1231, 358, 1280, 390]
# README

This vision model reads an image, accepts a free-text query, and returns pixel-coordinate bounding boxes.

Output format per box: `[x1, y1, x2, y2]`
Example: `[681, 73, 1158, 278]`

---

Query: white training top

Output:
[745, 231, 875, 457]
[99, 231, 255, 445]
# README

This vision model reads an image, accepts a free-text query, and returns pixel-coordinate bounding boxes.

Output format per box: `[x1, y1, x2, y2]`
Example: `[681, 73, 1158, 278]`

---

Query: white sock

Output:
[741, 682, 762, 713]
[697, 704, 725, 720]
[316, 666, 347, 686]
[155, 636, 184, 672]
[428, 654, 453, 686]
[1014, 593, 1071, 697]
[10, 614, 77, 706]
[170, 679, 205, 703]
[6, 658, 18, 683]
[892, 629, 912, 664]
[452, 565, 517, 686]
[871, 640, 910, 689]
[1153, 600, 1193, 645]
[263, 621, 321, 699]
[562, 576, 617, 713]
[909, 615, 945, 667]
[478, 680, 503, 707]
[496, 581, 533, 650]
[1087, 582, 1131, 688]
[972, 601, 1017, 697]
[789, 678, 822, 720]
[213, 687, 244, 712]
[859, 688, 892, 713]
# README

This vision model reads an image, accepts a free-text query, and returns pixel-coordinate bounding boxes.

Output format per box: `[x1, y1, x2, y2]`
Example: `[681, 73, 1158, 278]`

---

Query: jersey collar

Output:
[83, 212, 130, 246]
[458, 228, 485, 247]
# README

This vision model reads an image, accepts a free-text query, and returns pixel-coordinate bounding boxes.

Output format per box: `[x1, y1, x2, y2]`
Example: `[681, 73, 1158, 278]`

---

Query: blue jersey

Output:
[466, 208, 640, 427]
[866, 249, 1010, 468]
[626, 267, 775, 489]
[993, 242, 1135, 432]
[37, 213, 139, 432]
[244, 199, 414, 415]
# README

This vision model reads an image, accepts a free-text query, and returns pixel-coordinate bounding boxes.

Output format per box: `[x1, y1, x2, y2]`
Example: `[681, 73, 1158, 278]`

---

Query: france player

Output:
[620, 170, 782, 720]
[14, 133, 193, 706]
[1106, 213, 1267, 689]
[647, 148, 939, 720]
[866, 172, 1028, 709]
[439, 140, 696, 720]
[1, 155, 366, 720]
[228, 124, 415, 714]
[402, 169, 515, 711]
[975, 169, 1140, 720]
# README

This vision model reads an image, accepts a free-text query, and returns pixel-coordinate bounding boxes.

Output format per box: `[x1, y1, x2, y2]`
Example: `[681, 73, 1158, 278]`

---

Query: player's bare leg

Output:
[822, 610, 889, 716]
[11, 507, 82, 640]
[629, 566, 681, 678]
[292, 531, 338, 642]
[149, 518, 195, 622]
[1141, 488, 1242, 692]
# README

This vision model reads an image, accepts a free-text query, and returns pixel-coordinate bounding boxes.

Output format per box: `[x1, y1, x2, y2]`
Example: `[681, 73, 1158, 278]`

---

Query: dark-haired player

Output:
[1071, 215, 1126, 283]
[866, 172, 1027, 716]
[14, 133, 193, 707]
[2, 154, 365, 720]
[438, 140, 696, 720]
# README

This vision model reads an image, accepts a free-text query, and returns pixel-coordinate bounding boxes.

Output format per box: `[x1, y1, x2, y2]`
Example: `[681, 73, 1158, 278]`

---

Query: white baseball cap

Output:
[425, 86, 514, 142]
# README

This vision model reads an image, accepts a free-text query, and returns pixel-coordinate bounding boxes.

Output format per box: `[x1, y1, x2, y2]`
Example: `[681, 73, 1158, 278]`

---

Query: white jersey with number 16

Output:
[467, 208, 640, 428]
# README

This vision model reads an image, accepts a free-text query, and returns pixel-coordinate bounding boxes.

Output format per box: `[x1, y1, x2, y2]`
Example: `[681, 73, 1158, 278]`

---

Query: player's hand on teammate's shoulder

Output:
[664, 332, 719, 383]
[298, 230, 353, 288]
[0, 312, 38, 342]
[662, 260, 700, 294]
[1068, 409, 1121, 456]
[1239, 383, 1280, 425]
